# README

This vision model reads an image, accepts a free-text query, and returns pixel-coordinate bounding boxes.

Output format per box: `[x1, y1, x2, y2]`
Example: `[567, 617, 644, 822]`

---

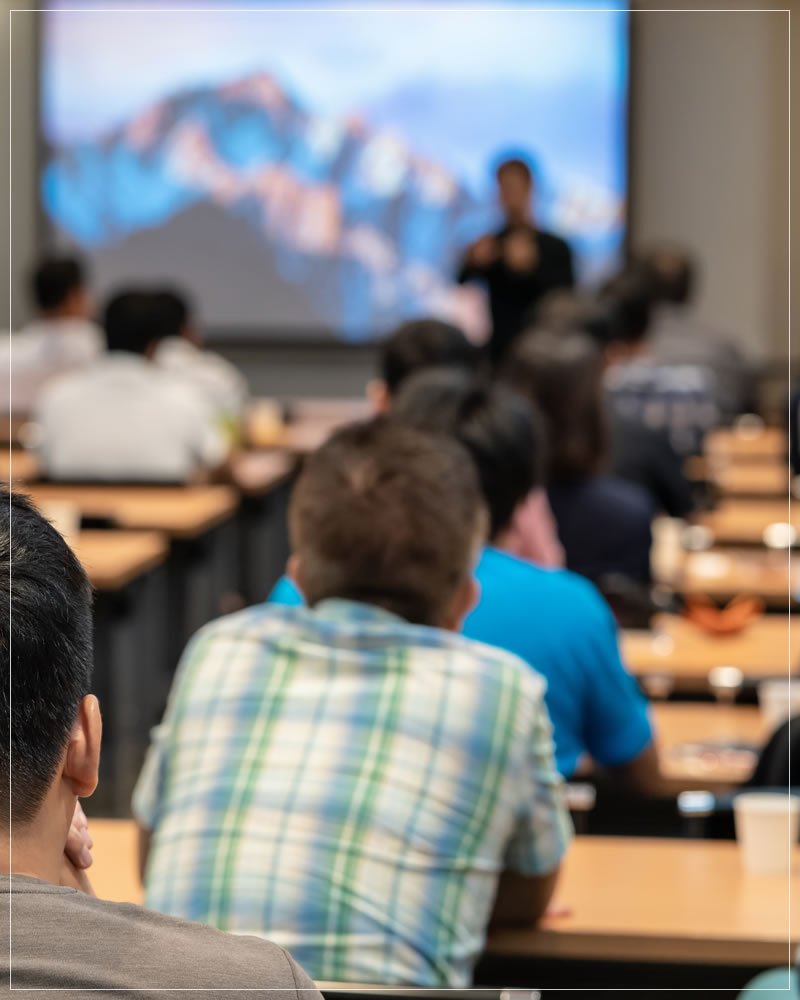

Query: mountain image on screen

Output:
[42, 72, 503, 339]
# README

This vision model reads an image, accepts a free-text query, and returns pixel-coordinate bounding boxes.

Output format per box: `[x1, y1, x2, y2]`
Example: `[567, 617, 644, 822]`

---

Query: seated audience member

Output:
[601, 267, 720, 457]
[372, 317, 563, 566]
[134, 420, 571, 987]
[390, 369, 657, 788]
[35, 290, 227, 482]
[1, 255, 103, 415]
[640, 245, 752, 421]
[571, 285, 695, 519]
[152, 287, 249, 424]
[501, 328, 655, 585]
[0, 490, 321, 997]
[368, 317, 483, 411]
[790, 388, 799, 477]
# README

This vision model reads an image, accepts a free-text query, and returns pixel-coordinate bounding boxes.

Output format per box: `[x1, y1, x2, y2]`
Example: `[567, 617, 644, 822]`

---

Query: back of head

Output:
[289, 418, 486, 626]
[597, 269, 653, 346]
[391, 368, 543, 540]
[640, 245, 695, 305]
[0, 491, 93, 825]
[152, 287, 193, 340]
[30, 255, 86, 316]
[501, 328, 607, 483]
[103, 290, 166, 355]
[380, 318, 480, 397]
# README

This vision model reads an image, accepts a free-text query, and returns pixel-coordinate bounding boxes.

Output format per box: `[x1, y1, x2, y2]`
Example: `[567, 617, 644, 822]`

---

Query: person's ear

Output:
[63, 695, 102, 799]
[366, 379, 391, 414]
[287, 554, 306, 599]
[441, 577, 480, 632]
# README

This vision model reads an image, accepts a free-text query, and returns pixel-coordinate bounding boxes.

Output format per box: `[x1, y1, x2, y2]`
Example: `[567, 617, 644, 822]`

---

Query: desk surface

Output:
[622, 614, 796, 690]
[487, 836, 797, 966]
[86, 820, 797, 968]
[23, 484, 239, 539]
[712, 463, 789, 499]
[698, 500, 799, 546]
[71, 530, 169, 591]
[653, 703, 765, 793]
[0, 448, 39, 484]
[706, 427, 787, 463]
[678, 548, 797, 605]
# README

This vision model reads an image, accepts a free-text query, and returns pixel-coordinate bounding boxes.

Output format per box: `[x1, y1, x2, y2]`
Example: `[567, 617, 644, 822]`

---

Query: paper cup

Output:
[733, 792, 800, 875]
[758, 680, 800, 735]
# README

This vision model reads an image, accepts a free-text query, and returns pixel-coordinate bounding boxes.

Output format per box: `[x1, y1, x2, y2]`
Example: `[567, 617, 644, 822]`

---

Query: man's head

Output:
[496, 157, 535, 224]
[30, 255, 90, 320]
[370, 318, 480, 412]
[1, 491, 100, 831]
[641, 245, 695, 305]
[288, 418, 486, 629]
[596, 270, 653, 364]
[391, 368, 543, 542]
[103, 290, 167, 356]
[501, 328, 607, 484]
[153, 287, 200, 346]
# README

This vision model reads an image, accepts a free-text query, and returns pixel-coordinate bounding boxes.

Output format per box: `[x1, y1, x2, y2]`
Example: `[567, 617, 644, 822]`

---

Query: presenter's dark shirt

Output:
[457, 225, 574, 364]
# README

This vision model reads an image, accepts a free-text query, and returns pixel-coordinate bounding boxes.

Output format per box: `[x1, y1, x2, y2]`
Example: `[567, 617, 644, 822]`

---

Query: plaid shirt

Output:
[133, 599, 571, 987]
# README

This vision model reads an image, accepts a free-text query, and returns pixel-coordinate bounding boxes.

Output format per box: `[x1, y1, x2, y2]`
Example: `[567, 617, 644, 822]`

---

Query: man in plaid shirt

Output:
[134, 418, 571, 987]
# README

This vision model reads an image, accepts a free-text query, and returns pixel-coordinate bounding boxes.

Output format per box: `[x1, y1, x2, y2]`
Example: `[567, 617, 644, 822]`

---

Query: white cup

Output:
[758, 680, 800, 735]
[733, 792, 800, 875]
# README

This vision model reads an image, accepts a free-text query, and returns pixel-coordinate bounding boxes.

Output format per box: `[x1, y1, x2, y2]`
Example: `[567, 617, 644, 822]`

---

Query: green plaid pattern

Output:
[133, 600, 571, 987]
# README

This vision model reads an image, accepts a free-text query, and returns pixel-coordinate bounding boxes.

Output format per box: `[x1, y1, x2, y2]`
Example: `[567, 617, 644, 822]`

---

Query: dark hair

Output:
[152, 288, 192, 339]
[641, 246, 695, 305]
[380, 319, 480, 396]
[103, 290, 168, 354]
[391, 368, 543, 539]
[495, 157, 535, 187]
[501, 328, 608, 482]
[30, 255, 85, 312]
[0, 491, 93, 824]
[598, 271, 653, 345]
[289, 418, 486, 626]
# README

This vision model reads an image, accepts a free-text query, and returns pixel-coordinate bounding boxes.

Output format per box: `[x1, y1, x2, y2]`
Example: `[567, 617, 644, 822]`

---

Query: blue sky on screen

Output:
[43, 2, 627, 197]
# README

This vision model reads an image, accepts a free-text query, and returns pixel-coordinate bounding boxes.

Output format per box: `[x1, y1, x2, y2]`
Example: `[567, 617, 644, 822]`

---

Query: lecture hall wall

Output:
[0, 3, 795, 393]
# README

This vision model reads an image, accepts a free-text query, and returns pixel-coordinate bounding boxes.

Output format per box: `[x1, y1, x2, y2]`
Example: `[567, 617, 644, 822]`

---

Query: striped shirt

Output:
[133, 599, 571, 987]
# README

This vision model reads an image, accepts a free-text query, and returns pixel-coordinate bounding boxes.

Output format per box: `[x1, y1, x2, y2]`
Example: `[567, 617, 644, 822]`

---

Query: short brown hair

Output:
[289, 418, 487, 626]
[500, 328, 608, 483]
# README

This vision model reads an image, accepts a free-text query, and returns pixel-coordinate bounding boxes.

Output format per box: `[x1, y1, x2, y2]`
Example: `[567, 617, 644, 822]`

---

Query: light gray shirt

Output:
[3, 874, 322, 997]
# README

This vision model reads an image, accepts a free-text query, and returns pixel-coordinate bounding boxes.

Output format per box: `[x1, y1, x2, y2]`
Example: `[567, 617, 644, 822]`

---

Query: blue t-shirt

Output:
[268, 547, 652, 779]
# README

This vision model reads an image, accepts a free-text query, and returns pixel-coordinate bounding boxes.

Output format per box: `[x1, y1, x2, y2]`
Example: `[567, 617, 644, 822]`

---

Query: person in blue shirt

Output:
[272, 369, 659, 791]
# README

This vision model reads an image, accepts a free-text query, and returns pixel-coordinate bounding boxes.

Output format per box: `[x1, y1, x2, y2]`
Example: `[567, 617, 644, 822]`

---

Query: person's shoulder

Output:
[479, 546, 610, 618]
[93, 895, 314, 992]
[433, 627, 547, 702]
[191, 601, 312, 646]
[591, 475, 655, 517]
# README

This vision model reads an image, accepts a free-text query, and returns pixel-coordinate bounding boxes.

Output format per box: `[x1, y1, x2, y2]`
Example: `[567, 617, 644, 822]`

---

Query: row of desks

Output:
[87, 818, 797, 970]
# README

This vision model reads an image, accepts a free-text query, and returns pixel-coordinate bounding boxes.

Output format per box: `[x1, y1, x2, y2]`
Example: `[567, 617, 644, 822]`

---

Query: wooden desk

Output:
[248, 398, 370, 455]
[653, 703, 765, 793]
[71, 530, 169, 591]
[622, 614, 797, 692]
[24, 483, 239, 539]
[706, 427, 787, 464]
[68, 533, 171, 816]
[678, 548, 797, 606]
[486, 837, 797, 966]
[698, 500, 799, 547]
[712, 463, 789, 499]
[88, 821, 797, 969]
[0, 447, 39, 484]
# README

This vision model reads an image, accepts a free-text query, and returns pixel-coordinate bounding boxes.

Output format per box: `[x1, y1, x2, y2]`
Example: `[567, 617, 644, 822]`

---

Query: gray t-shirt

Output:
[2, 875, 322, 997]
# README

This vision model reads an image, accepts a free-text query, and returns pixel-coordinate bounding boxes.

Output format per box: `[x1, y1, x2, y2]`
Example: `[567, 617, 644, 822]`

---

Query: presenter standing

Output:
[457, 157, 574, 365]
